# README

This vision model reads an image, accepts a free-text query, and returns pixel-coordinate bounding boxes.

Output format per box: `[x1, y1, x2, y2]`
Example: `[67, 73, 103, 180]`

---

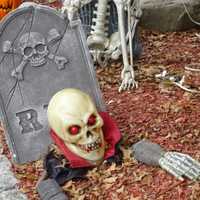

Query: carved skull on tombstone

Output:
[19, 32, 49, 67]
[3, 28, 68, 80]
[47, 88, 106, 165]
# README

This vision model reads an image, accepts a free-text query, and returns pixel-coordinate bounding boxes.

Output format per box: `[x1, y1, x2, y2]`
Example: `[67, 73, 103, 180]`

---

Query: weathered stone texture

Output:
[140, 0, 200, 32]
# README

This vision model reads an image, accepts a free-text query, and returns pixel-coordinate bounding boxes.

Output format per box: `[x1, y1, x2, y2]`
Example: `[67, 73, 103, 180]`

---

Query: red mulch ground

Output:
[1, 1, 200, 199]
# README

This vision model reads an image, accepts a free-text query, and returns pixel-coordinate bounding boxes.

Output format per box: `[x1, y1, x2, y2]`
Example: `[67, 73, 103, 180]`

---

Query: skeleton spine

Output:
[87, 0, 110, 50]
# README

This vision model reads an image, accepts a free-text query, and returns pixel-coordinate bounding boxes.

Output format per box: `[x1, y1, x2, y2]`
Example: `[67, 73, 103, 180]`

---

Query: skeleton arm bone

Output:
[114, 0, 130, 67]
[111, 0, 142, 60]
[110, 15, 140, 60]
[132, 140, 200, 181]
[113, 0, 137, 92]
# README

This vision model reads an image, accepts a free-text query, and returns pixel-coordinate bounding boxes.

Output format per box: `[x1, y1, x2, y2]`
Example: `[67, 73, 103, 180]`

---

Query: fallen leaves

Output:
[0, 2, 200, 199]
[191, 183, 200, 200]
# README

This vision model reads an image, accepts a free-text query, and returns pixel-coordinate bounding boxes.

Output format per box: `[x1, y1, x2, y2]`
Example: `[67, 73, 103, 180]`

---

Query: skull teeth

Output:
[78, 138, 102, 152]
[30, 57, 47, 67]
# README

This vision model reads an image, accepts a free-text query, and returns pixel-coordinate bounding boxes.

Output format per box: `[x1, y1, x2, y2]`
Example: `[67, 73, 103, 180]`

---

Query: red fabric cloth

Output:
[50, 112, 122, 168]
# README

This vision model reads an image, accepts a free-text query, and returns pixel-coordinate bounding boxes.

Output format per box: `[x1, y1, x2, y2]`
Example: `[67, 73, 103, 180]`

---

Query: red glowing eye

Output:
[69, 125, 80, 135]
[87, 114, 96, 126]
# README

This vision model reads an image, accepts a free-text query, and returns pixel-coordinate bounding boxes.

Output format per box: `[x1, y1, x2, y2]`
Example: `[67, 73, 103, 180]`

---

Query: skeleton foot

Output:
[119, 67, 137, 92]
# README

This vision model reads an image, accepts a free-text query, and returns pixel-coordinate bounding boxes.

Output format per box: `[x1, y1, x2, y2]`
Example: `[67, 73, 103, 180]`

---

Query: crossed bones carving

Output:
[2, 28, 68, 80]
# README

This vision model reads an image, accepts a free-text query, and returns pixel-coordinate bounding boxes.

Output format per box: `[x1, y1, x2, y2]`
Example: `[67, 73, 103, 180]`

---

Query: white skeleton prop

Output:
[159, 152, 200, 181]
[61, 0, 142, 91]
[132, 140, 200, 181]
[185, 64, 200, 73]
[155, 70, 200, 93]
[2, 29, 68, 80]
[36, 89, 200, 200]
[47, 89, 200, 182]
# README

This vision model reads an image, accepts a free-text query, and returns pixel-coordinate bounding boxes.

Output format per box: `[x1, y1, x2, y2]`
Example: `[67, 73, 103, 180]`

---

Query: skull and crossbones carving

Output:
[2, 28, 68, 80]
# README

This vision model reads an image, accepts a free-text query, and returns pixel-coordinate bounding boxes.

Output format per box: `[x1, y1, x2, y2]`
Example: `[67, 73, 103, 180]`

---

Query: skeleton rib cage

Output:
[79, 0, 142, 59]
[62, 0, 143, 91]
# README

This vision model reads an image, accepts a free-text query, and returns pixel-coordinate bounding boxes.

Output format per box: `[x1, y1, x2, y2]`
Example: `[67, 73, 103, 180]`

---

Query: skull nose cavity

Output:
[87, 131, 93, 138]
[33, 53, 39, 58]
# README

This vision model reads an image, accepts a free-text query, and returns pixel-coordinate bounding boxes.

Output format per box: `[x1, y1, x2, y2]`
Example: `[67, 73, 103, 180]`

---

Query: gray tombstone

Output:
[0, 3, 105, 164]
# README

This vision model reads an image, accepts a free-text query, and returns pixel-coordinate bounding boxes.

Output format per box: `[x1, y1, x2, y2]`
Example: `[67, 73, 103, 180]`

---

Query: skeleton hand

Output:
[61, 0, 81, 21]
[61, 0, 91, 21]
[119, 66, 138, 92]
[159, 152, 200, 181]
[132, 140, 200, 181]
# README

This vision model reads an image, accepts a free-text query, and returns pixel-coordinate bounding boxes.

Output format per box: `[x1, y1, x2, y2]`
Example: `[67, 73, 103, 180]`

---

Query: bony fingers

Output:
[175, 162, 197, 180]
[184, 169, 199, 181]
[172, 153, 200, 173]
[166, 152, 200, 180]
[184, 168, 199, 181]
[185, 164, 200, 180]
[163, 164, 184, 181]
[119, 81, 126, 92]
[159, 158, 184, 181]
[164, 153, 194, 177]
[184, 154, 200, 168]
[135, 81, 138, 88]
[131, 83, 135, 90]
[128, 80, 133, 90]
[124, 83, 128, 91]
[119, 85, 123, 92]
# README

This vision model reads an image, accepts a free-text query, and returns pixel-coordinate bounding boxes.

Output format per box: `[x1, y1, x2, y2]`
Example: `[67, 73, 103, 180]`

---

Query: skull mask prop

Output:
[47, 89, 105, 165]
[19, 32, 49, 67]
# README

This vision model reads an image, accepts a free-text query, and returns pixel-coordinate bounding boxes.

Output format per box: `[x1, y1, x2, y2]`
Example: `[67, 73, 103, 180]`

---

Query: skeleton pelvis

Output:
[87, 32, 121, 57]
[87, 34, 109, 51]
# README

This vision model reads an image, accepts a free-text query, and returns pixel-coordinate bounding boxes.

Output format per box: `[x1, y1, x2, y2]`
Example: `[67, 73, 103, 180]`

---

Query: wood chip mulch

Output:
[1, 1, 200, 199]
